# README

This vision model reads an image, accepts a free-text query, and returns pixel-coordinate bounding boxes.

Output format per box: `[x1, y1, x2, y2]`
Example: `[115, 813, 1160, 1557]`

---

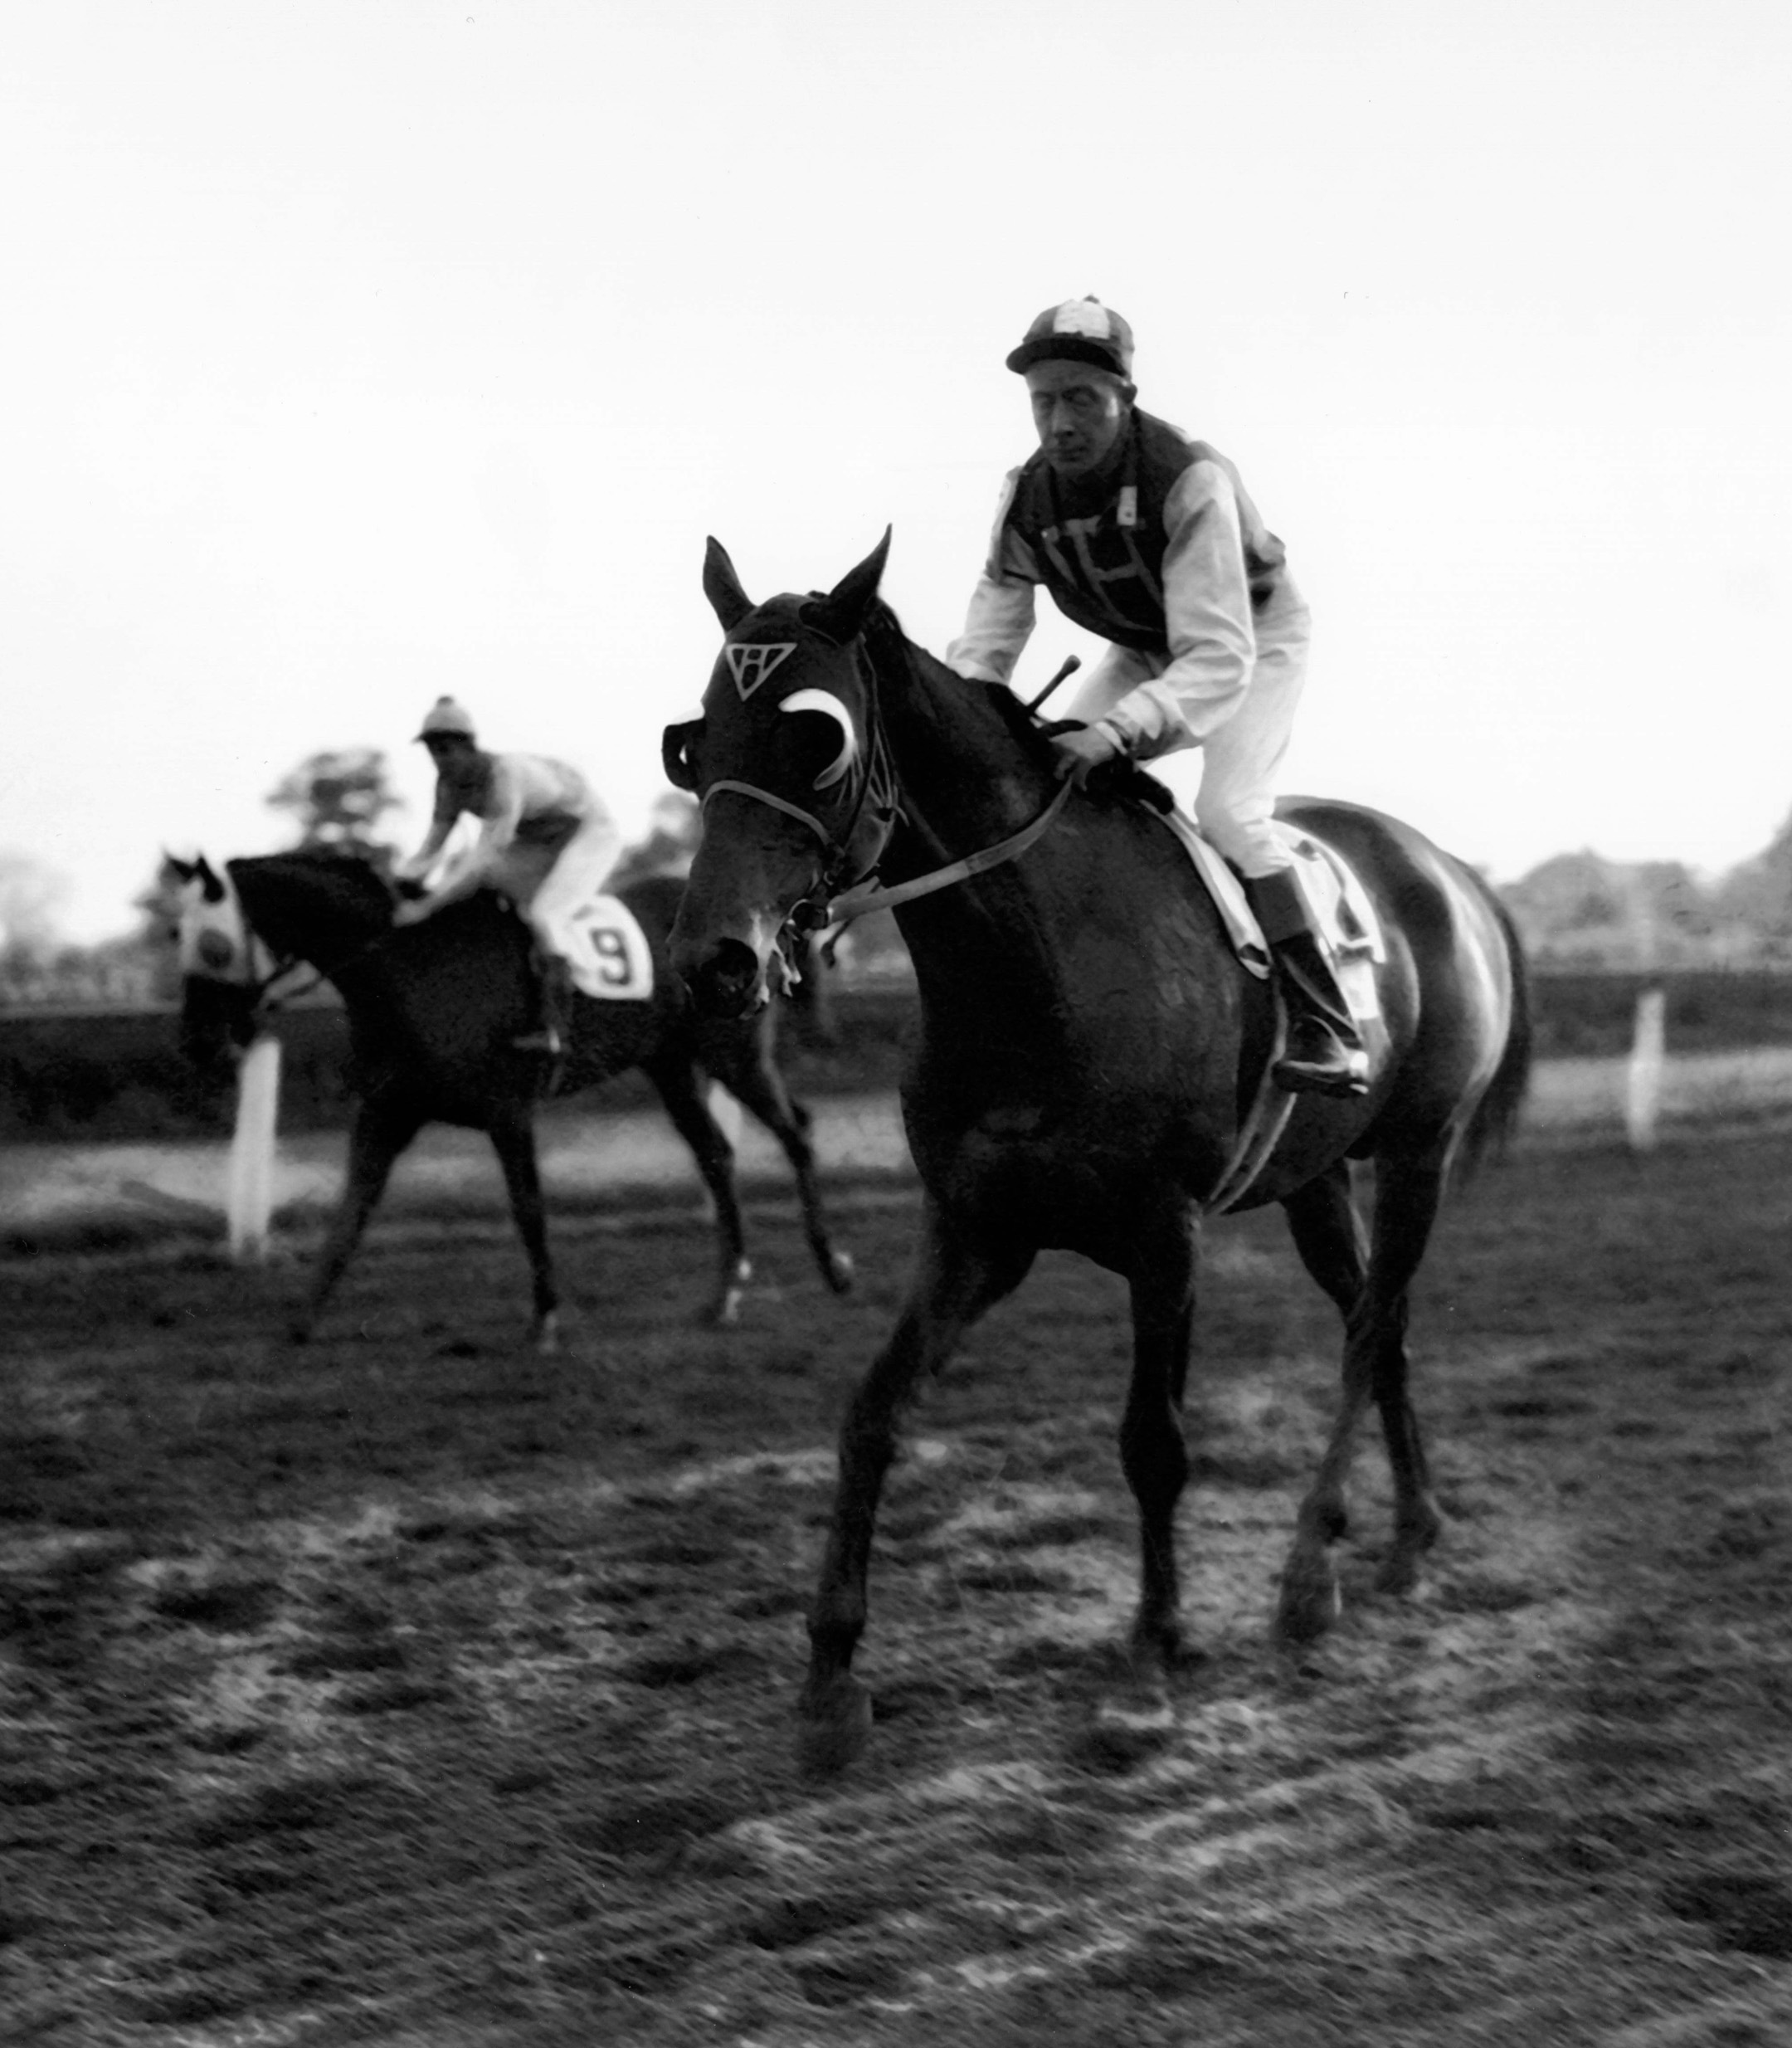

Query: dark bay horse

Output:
[666, 533, 1531, 1770]
[173, 851, 852, 1348]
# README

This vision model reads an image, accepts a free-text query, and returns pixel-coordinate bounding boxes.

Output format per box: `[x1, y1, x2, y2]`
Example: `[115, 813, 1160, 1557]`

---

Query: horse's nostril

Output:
[686, 939, 762, 1019]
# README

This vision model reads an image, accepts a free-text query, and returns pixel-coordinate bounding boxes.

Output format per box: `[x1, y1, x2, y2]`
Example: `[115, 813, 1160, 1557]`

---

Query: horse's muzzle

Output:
[679, 937, 766, 1020]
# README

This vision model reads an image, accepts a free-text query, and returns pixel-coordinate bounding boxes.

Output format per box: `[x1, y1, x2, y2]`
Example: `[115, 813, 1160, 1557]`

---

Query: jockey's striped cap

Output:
[416, 695, 477, 742]
[1006, 297, 1135, 379]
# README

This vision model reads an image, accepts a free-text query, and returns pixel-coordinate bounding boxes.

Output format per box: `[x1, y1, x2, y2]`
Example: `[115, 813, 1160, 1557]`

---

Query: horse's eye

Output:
[662, 719, 705, 793]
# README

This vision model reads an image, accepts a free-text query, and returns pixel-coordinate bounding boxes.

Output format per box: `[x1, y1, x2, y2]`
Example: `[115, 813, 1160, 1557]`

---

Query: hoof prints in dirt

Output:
[1661, 1872, 1792, 1960]
[8, 1137, 1792, 2044]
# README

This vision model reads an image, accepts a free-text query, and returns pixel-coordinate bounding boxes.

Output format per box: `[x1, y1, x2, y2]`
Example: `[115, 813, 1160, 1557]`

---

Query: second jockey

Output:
[394, 696, 622, 1056]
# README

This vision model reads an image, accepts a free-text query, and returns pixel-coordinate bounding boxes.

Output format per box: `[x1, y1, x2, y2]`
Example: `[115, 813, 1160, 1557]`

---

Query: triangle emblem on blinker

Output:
[725, 641, 797, 700]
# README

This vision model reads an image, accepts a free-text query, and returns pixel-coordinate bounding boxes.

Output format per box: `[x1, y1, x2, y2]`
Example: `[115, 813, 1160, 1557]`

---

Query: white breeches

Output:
[1064, 579, 1312, 879]
[483, 811, 624, 957]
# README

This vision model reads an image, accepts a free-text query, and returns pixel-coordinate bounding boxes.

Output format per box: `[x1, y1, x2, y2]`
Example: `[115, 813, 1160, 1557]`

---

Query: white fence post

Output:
[1624, 985, 1666, 1153]
[227, 1033, 282, 1261]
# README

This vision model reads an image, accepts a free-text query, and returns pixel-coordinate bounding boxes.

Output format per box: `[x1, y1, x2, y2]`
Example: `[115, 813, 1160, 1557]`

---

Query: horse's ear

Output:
[661, 718, 704, 794]
[703, 538, 754, 631]
[806, 529, 892, 645]
[173, 852, 226, 903]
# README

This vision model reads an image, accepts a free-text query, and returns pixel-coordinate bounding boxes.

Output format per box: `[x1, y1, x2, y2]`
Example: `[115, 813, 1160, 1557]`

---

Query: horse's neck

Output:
[873, 628, 1054, 880]
[237, 861, 388, 977]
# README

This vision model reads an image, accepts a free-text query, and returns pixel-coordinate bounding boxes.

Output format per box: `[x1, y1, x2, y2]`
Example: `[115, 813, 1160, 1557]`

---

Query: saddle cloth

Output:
[553, 892, 655, 1002]
[1154, 807, 1385, 1026]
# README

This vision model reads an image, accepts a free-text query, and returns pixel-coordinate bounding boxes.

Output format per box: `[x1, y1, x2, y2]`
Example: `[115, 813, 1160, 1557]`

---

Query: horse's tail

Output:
[1456, 871, 1534, 1181]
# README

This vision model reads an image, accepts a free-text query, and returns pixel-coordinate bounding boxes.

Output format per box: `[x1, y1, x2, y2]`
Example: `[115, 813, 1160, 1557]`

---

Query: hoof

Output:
[796, 1675, 873, 1777]
[825, 1251, 855, 1295]
[704, 1259, 752, 1328]
[1075, 1681, 1176, 1772]
[1373, 1554, 1421, 1597]
[533, 1310, 562, 1357]
[1274, 1552, 1342, 1646]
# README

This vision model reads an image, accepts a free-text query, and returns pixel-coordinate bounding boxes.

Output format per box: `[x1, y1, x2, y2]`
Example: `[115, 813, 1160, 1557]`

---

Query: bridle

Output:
[696, 620, 1073, 939]
[697, 631, 908, 930]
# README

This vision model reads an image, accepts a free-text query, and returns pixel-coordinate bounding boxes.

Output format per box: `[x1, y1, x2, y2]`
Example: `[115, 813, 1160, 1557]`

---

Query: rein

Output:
[825, 780, 1072, 928]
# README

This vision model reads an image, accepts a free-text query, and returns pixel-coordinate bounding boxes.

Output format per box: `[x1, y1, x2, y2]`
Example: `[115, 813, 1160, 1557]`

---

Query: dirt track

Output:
[2, 1078, 1790, 2046]
[5, 1046, 1791, 1246]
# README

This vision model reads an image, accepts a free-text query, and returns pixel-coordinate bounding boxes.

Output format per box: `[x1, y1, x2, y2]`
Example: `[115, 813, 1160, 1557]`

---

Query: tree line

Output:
[4, 749, 1791, 1007]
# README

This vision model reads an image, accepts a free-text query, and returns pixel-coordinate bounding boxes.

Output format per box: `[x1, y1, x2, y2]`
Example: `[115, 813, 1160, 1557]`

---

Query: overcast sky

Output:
[4, 0, 1787, 942]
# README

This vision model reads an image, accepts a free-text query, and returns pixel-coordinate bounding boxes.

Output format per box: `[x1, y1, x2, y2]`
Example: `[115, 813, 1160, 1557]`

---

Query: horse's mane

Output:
[861, 600, 1058, 768]
[240, 845, 392, 888]
[231, 845, 399, 929]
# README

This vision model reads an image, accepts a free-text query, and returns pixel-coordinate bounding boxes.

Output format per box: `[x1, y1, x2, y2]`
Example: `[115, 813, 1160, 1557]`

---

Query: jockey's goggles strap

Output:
[825, 778, 1074, 928]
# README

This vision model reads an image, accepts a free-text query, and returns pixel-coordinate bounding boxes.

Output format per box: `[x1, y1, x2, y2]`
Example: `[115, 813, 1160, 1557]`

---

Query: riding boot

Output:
[513, 950, 572, 1060]
[1244, 870, 1371, 1099]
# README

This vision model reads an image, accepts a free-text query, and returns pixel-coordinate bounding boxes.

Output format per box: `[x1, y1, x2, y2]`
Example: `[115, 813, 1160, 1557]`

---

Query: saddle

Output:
[1153, 806, 1385, 1026]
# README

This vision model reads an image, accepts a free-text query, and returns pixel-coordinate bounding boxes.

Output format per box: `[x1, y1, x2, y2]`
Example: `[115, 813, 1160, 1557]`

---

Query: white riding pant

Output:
[483, 810, 624, 959]
[1063, 578, 1312, 879]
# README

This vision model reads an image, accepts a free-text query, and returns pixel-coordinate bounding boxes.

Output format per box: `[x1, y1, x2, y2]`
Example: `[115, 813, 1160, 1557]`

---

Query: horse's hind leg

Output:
[645, 1055, 752, 1325]
[1356, 1154, 1450, 1597]
[297, 1096, 423, 1343]
[488, 1109, 559, 1353]
[1276, 1163, 1371, 1641]
[709, 1038, 853, 1295]
[1275, 1155, 1446, 1646]
[801, 1211, 1033, 1775]
[1118, 1208, 1200, 1689]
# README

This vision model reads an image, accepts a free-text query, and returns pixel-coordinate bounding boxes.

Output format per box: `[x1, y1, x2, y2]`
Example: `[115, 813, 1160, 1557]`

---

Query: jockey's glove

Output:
[1040, 720, 1173, 814]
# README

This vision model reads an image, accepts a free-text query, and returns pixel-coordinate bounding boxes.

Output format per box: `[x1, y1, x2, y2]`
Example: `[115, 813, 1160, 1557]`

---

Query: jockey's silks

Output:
[999, 411, 1288, 654]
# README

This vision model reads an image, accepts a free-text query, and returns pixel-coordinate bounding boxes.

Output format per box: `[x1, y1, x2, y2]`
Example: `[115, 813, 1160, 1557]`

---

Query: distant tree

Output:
[1499, 850, 1734, 968]
[0, 849, 67, 958]
[0, 851, 70, 1001]
[610, 790, 701, 892]
[1713, 808, 1792, 961]
[266, 748, 403, 866]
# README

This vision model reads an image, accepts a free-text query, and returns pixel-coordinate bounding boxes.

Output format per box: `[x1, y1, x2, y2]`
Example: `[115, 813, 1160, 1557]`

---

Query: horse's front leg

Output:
[488, 1109, 560, 1353]
[295, 1096, 422, 1342]
[644, 1056, 753, 1325]
[801, 1210, 1033, 1776]
[713, 1046, 854, 1296]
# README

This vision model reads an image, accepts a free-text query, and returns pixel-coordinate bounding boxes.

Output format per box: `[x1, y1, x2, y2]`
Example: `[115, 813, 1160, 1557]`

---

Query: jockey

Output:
[947, 297, 1368, 1098]
[394, 696, 622, 1056]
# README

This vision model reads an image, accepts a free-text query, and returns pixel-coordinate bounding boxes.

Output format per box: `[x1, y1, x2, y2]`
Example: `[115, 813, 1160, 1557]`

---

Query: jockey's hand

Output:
[1046, 720, 1122, 788]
